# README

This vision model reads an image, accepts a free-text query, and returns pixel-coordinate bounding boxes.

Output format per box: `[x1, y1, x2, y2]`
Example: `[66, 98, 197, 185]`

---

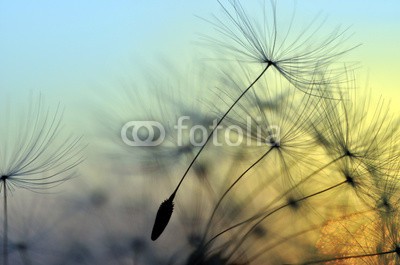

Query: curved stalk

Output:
[3, 179, 8, 265]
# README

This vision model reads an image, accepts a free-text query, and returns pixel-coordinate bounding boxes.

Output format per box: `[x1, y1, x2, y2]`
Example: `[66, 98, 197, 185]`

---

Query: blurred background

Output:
[0, 1, 399, 264]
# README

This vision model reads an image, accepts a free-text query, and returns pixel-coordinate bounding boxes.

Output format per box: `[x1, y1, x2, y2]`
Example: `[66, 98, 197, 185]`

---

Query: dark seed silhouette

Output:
[151, 195, 174, 241]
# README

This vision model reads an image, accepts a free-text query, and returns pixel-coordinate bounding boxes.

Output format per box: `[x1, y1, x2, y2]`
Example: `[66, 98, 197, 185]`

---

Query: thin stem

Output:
[247, 226, 320, 264]
[226, 154, 346, 225]
[203, 154, 345, 247]
[206, 180, 347, 251]
[226, 180, 348, 261]
[171, 63, 272, 199]
[3, 180, 8, 265]
[256, 154, 346, 214]
[202, 146, 274, 242]
[151, 64, 272, 241]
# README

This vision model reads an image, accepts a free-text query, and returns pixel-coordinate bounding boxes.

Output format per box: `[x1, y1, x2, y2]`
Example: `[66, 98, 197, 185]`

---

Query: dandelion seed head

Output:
[201, 0, 357, 93]
[377, 196, 393, 213]
[287, 197, 300, 210]
[268, 136, 280, 148]
[344, 149, 355, 158]
[0, 95, 84, 193]
[344, 173, 356, 188]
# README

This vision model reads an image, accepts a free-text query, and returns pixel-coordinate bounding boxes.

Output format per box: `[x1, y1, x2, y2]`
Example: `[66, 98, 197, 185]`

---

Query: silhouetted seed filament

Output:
[151, 194, 175, 241]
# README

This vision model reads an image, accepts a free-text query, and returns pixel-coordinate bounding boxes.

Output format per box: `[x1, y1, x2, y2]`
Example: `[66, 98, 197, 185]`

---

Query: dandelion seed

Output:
[200, 0, 358, 93]
[150, 0, 358, 242]
[312, 88, 397, 173]
[0, 95, 84, 265]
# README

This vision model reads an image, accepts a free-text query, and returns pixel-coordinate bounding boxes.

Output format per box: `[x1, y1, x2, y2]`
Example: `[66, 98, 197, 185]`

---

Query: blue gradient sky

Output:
[0, 1, 399, 111]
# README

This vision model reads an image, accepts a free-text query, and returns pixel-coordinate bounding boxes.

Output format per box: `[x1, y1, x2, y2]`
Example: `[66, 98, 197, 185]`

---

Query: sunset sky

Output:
[0, 2, 399, 263]
[0, 1, 399, 113]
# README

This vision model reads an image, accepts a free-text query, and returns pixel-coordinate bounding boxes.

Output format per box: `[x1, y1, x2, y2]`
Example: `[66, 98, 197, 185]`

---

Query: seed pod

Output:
[151, 196, 174, 241]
